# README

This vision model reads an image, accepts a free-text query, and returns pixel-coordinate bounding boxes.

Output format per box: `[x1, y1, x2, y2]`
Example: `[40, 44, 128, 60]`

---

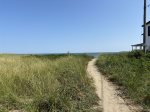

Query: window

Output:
[148, 26, 150, 36]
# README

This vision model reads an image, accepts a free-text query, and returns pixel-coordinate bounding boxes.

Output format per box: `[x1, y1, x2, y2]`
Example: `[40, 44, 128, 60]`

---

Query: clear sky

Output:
[0, 0, 150, 53]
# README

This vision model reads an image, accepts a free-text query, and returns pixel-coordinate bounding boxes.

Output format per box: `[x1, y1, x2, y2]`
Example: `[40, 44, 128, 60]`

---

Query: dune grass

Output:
[96, 51, 150, 111]
[0, 54, 100, 112]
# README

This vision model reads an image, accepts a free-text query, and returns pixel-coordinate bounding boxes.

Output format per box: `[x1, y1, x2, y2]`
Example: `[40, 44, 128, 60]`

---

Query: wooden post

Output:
[143, 0, 147, 51]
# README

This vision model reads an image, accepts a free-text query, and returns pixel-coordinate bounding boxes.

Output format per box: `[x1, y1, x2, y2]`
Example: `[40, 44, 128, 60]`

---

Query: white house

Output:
[144, 21, 150, 51]
[132, 21, 150, 51]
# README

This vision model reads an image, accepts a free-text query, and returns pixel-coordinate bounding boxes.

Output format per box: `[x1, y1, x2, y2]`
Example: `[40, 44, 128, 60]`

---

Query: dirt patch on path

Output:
[87, 59, 141, 112]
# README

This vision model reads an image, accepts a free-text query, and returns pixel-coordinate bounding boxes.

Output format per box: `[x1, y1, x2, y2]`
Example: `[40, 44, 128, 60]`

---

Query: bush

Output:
[128, 50, 145, 59]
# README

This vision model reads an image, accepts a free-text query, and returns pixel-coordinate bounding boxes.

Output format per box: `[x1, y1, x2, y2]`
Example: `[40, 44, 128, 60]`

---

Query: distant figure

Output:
[67, 51, 70, 56]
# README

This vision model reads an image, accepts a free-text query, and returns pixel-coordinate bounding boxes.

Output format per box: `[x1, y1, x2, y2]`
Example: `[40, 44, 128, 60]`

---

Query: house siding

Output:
[146, 24, 150, 50]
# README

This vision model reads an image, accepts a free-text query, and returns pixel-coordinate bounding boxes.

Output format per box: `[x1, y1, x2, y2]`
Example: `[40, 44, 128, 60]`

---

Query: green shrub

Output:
[128, 50, 145, 59]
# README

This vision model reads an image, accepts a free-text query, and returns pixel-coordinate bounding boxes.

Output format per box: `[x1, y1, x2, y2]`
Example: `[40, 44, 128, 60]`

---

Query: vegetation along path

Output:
[87, 58, 138, 112]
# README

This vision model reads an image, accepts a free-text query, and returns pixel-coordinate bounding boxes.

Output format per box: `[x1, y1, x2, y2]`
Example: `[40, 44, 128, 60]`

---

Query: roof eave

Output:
[142, 21, 150, 27]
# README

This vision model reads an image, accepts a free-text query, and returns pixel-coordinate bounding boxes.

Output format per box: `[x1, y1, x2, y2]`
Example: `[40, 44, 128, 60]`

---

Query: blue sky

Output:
[0, 0, 149, 53]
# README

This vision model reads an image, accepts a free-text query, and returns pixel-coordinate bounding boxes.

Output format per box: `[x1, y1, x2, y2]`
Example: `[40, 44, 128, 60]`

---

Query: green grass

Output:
[96, 51, 150, 111]
[0, 54, 100, 112]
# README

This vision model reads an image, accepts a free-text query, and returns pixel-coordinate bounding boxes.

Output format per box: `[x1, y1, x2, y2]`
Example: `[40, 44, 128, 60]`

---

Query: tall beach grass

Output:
[0, 54, 100, 112]
[96, 51, 150, 111]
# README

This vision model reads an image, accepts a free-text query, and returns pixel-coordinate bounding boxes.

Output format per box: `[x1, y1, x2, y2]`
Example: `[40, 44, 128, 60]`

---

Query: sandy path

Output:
[87, 59, 138, 112]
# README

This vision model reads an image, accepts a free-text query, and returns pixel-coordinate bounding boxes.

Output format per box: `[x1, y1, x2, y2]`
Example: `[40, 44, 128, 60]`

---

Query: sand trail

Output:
[87, 59, 140, 112]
